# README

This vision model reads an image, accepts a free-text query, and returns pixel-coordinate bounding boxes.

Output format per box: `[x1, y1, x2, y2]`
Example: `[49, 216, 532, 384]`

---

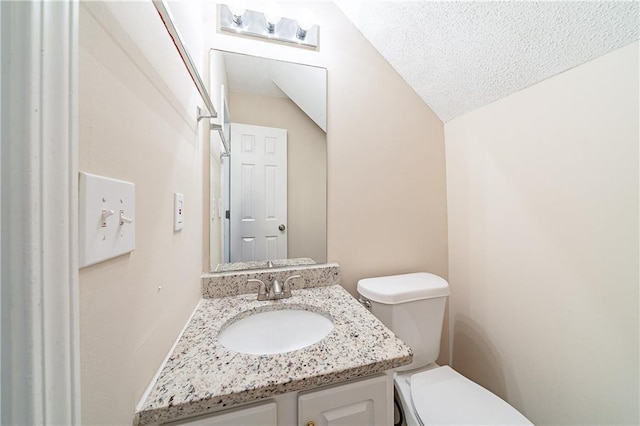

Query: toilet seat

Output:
[409, 366, 532, 425]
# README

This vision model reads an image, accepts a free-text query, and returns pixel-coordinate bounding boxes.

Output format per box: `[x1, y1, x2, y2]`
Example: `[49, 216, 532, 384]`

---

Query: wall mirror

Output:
[209, 50, 327, 272]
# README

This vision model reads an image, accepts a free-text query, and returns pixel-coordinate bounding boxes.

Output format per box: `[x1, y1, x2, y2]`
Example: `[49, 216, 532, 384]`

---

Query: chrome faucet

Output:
[248, 275, 301, 301]
[270, 279, 283, 299]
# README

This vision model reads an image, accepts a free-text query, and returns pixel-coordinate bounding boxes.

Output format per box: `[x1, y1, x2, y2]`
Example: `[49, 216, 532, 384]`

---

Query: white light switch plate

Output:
[79, 172, 135, 268]
[174, 192, 184, 231]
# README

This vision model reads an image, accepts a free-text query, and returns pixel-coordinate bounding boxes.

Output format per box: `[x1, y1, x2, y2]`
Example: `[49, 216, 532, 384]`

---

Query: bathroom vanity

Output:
[133, 264, 412, 425]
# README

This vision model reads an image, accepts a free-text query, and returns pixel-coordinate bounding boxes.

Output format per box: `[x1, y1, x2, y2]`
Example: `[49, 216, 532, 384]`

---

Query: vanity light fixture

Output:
[219, 3, 319, 49]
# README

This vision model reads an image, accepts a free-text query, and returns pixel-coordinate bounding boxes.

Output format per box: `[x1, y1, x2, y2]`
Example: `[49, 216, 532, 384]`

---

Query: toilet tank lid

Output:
[357, 272, 450, 304]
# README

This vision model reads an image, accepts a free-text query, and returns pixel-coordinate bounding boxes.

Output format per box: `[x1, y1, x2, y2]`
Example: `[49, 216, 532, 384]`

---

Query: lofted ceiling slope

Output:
[336, 1, 639, 122]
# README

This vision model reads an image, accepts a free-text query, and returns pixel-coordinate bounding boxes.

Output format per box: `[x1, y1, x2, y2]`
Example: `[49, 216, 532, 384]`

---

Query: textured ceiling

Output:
[336, 1, 639, 122]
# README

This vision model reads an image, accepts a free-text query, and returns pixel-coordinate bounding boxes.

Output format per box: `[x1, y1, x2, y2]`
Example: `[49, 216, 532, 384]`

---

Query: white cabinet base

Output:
[164, 401, 277, 426]
[160, 373, 392, 426]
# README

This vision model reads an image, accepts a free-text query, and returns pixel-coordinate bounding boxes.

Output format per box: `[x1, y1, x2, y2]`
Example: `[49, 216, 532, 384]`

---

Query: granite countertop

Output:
[212, 257, 316, 273]
[134, 285, 412, 425]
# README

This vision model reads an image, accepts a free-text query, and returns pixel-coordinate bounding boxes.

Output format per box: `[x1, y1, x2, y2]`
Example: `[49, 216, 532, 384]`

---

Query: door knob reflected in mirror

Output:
[279, 224, 286, 232]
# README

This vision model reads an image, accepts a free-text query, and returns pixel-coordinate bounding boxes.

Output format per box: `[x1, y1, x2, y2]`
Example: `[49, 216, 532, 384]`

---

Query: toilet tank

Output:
[357, 273, 450, 371]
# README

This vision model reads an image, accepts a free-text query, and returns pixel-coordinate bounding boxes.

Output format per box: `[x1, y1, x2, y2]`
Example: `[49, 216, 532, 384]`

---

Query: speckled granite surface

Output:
[202, 263, 340, 298]
[134, 285, 412, 425]
[213, 257, 316, 272]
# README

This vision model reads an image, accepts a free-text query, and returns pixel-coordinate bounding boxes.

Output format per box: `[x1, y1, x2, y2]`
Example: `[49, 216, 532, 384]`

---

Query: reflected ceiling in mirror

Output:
[209, 50, 327, 273]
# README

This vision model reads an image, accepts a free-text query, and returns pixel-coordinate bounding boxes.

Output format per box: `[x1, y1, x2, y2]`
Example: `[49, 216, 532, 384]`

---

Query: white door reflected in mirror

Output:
[229, 123, 288, 262]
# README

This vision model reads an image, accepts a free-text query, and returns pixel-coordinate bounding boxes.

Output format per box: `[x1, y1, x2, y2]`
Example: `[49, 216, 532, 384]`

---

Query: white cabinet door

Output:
[164, 401, 277, 425]
[298, 374, 391, 426]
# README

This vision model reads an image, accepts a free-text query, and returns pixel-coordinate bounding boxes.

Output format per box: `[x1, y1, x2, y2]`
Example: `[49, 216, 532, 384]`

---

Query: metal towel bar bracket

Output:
[153, 0, 230, 155]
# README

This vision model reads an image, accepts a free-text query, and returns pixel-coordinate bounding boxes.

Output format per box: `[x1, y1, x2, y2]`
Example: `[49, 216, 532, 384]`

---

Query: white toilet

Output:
[357, 272, 533, 425]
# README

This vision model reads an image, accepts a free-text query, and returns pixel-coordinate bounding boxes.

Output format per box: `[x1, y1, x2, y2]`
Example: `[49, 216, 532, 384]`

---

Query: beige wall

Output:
[78, 1, 448, 424]
[79, 2, 207, 424]
[210, 1, 448, 363]
[445, 42, 639, 425]
[210, 2, 449, 296]
[229, 91, 327, 263]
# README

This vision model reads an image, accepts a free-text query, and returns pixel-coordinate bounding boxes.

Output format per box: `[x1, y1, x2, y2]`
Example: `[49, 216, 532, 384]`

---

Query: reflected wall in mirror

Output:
[209, 50, 327, 272]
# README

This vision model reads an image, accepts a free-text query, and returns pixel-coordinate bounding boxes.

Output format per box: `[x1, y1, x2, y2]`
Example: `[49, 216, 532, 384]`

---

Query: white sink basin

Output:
[217, 308, 334, 355]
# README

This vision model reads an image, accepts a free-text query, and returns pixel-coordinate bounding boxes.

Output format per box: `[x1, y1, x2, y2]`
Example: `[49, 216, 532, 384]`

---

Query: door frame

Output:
[1, 1, 80, 423]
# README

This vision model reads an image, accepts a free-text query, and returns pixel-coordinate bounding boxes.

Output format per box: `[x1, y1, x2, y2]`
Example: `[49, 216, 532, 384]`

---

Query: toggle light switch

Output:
[101, 209, 115, 227]
[119, 210, 133, 225]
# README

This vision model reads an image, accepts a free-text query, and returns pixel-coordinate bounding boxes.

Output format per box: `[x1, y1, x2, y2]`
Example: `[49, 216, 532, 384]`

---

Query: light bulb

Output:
[296, 9, 313, 39]
[298, 10, 313, 31]
[264, 1, 281, 33]
[298, 20, 313, 31]
[228, 1, 246, 25]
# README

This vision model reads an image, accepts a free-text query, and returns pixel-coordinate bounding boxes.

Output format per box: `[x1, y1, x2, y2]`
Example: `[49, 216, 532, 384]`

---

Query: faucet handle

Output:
[248, 278, 268, 301]
[282, 275, 302, 297]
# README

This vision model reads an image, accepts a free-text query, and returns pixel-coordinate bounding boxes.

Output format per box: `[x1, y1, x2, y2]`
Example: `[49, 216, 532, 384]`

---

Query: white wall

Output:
[269, 60, 327, 131]
[79, 2, 207, 423]
[445, 42, 639, 425]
